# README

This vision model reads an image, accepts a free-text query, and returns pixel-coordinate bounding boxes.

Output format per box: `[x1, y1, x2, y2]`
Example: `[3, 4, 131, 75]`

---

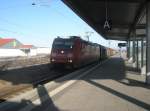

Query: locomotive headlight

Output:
[67, 53, 73, 57]
[61, 50, 64, 54]
[69, 59, 72, 63]
[51, 59, 55, 62]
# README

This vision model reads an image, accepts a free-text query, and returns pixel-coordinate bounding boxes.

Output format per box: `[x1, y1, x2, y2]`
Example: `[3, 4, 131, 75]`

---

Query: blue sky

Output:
[0, 0, 124, 49]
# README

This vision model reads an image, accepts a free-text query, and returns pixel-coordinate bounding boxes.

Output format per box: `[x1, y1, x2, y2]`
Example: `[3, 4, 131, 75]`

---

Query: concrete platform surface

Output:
[30, 57, 150, 111]
[1, 57, 150, 111]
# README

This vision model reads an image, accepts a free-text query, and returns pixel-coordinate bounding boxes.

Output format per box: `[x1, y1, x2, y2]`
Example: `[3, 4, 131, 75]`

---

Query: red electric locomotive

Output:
[50, 36, 100, 68]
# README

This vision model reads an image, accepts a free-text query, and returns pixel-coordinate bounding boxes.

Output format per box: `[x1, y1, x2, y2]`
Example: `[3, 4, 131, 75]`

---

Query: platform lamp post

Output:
[108, 40, 111, 48]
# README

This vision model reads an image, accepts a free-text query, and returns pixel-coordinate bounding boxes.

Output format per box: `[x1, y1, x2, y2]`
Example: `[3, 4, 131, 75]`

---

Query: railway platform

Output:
[1, 56, 149, 111]
[39, 57, 149, 111]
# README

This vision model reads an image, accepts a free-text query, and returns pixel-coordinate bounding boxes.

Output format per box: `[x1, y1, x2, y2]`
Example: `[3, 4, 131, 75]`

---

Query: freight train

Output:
[50, 36, 115, 68]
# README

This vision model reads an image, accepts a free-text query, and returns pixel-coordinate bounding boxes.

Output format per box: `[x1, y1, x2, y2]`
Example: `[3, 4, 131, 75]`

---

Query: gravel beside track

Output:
[0, 63, 74, 102]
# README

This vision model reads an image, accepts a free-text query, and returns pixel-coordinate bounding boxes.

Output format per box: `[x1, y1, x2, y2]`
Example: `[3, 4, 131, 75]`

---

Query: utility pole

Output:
[108, 40, 111, 47]
[85, 31, 94, 42]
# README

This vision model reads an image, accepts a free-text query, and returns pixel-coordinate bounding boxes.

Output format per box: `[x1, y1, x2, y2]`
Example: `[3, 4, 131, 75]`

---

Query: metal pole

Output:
[127, 40, 129, 58]
[141, 38, 144, 67]
[146, 2, 150, 84]
[87, 36, 89, 42]
[133, 32, 136, 63]
[85, 31, 93, 42]
[120, 47, 121, 58]
[129, 39, 131, 58]
[136, 40, 139, 70]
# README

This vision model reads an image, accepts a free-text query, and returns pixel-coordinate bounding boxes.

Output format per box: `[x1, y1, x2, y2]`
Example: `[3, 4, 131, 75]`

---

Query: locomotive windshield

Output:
[53, 40, 74, 49]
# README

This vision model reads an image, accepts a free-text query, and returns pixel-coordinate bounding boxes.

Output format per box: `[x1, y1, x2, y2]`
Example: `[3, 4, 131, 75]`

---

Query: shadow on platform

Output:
[0, 63, 72, 85]
[0, 57, 150, 111]
[126, 66, 141, 74]
[55, 57, 150, 111]
[86, 80, 150, 110]
[118, 78, 149, 89]
[0, 85, 61, 111]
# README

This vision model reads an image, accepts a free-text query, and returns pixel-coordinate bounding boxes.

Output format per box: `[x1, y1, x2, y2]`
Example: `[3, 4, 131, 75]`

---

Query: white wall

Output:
[0, 49, 26, 57]
[36, 48, 51, 55]
[0, 48, 51, 58]
[29, 49, 37, 56]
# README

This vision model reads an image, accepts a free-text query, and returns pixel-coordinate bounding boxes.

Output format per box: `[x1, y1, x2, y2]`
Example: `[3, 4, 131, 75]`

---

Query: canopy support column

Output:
[136, 40, 139, 70]
[141, 38, 144, 68]
[146, 1, 150, 84]
[127, 39, 130, 59]
[132, 32, 136, 67]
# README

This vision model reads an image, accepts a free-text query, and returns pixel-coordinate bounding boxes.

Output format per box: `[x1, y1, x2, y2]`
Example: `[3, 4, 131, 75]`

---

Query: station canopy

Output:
[63, 0, 146, 41]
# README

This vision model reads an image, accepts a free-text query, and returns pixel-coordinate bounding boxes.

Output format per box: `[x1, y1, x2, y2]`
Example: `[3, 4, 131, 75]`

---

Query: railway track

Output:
[0, 66, 74, 103]
[0, 61, 99, 104]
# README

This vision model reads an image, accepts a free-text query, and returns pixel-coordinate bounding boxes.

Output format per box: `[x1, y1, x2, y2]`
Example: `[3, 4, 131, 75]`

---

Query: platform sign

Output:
[118, 43, 126, 47]
[104, 20, 110, 29]
[104, 20, 111, 30]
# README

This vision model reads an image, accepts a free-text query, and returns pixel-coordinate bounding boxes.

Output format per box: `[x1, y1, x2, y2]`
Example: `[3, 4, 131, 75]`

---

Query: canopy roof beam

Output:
[128, 1, 146, 37]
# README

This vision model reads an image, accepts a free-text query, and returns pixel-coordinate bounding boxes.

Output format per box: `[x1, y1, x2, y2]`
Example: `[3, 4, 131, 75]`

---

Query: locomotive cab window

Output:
[53, 40, 74, 49]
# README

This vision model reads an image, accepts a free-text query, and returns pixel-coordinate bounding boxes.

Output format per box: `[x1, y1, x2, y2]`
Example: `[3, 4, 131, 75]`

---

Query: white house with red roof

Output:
[0, 37, 50, 57]
[0, 38, 22, 48]
[0, 38, 37, 57]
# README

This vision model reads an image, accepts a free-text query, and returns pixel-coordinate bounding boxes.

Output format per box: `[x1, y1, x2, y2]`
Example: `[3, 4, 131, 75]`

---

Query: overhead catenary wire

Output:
[0, 0, 88, 34]
[0, 1, 41, 37]
[0, 0, 91, 40]
[0, 28, 21, 35]
[0, 3, 41, 38]
[0, 17, 24, 28]
[0, 0, 87, 38]
[33, 0, 89, 34]
[0, 2, 32, 11]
